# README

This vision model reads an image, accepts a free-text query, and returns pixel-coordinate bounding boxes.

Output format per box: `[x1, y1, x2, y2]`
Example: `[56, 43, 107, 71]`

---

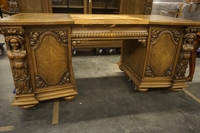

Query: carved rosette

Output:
[174, 28, 197, 80]
[144, 0, 153, 15]
[29, 30, 68, 48]
[35, 71, 70, 88]
[71, 32, 148, 38]
[0, 28, 33, 94]
[151, 30, 181, 45]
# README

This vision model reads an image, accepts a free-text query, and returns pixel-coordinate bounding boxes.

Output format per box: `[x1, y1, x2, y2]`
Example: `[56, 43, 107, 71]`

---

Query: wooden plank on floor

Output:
[0, 126, 14, 132]
[183, 89, 200, 104]
[52, 99, 59, 124]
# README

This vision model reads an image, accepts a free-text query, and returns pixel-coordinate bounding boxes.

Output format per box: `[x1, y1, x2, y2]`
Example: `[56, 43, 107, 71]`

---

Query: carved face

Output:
[10, 38, 19, 50]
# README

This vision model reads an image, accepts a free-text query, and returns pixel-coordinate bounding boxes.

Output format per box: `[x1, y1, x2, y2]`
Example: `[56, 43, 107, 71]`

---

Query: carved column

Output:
[0, 27, 38, 108]
[171, 27, 197, 91]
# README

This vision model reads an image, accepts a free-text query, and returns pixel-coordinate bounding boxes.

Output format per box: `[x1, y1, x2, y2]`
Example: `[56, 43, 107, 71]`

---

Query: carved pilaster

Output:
[174, 28, 197, 80]
[1, 27, 33, 95]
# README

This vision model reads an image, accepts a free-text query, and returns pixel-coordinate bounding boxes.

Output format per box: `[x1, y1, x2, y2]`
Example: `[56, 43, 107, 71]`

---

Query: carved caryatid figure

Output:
[6, 36, 32, 94]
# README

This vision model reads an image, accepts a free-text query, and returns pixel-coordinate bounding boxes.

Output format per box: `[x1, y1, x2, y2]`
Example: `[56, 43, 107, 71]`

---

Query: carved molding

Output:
[144, 0, 153, 15]
[35, 71, 70, 88]
[0, 27, 33, 94]
[145, 65, 173, 77]
[71, 32, 148, 38]
[174, 28, 197, 80]
[29, 30, 68, 48]
[0, 28, 24, 36]
[151, 30, 181, 45]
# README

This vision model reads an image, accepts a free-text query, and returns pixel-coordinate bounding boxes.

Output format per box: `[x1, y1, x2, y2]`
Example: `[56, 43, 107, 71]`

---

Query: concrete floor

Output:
[0, 47, 200, 133]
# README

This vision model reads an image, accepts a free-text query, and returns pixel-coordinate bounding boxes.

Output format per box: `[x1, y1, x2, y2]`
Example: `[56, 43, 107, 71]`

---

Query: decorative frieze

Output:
[71, 32, 148, 39]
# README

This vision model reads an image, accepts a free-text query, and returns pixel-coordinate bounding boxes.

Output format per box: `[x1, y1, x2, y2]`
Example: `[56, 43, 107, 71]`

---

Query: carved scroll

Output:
[145, 65, 172, 77]
[151, 30, 181, 45]
[29, 30, 68, 48]
[174, 28, 197, 80]
[35, 71, 70, 88]
[0, 28, 33, 94]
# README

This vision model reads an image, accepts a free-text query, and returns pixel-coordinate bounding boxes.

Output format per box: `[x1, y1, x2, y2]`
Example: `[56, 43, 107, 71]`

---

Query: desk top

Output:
[0, 13, 200, 26]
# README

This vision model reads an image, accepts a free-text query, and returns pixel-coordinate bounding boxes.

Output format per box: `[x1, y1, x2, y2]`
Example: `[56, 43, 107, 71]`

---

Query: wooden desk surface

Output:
[0, 13, 74, 25]
[1, 13, 200, 26]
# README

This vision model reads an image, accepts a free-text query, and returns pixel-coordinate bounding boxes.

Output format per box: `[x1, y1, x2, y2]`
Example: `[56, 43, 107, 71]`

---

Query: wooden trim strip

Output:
[183, 89, 200, 104]
[0, 126, 14, 132]
[52, 100, 60, 124]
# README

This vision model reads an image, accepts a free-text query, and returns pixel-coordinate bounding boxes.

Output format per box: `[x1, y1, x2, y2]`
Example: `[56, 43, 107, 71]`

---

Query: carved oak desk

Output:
[0, 13, 200, 108]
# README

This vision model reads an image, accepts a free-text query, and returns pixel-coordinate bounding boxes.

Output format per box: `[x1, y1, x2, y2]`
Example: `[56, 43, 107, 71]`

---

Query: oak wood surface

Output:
[1, 13, 200, 26]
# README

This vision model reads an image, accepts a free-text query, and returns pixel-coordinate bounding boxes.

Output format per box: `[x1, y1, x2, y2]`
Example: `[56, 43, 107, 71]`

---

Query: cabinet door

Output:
[146, 27, 183, 78]
[27, 26, 75, 91]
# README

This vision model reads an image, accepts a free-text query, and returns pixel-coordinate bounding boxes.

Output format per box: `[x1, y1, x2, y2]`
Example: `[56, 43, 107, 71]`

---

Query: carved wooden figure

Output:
[186, 31, 200, 81]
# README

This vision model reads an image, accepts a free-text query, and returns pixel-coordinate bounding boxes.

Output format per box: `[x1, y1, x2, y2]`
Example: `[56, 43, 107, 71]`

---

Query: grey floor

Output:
[0, 47, 200, 133]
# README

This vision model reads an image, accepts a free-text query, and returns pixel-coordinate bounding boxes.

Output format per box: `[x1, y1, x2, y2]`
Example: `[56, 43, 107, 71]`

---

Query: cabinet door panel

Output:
[35, 34, 68, 84]
[28, 27, 71, 88]
[146, 27, 183, 77]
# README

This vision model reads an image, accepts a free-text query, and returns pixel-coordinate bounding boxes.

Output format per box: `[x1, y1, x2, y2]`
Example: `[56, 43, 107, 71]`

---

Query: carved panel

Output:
[29, 28, 70, 87]
[146, 29, 181, 77]
[174, 28, 197, 80]
[0, 28, 33, 94]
